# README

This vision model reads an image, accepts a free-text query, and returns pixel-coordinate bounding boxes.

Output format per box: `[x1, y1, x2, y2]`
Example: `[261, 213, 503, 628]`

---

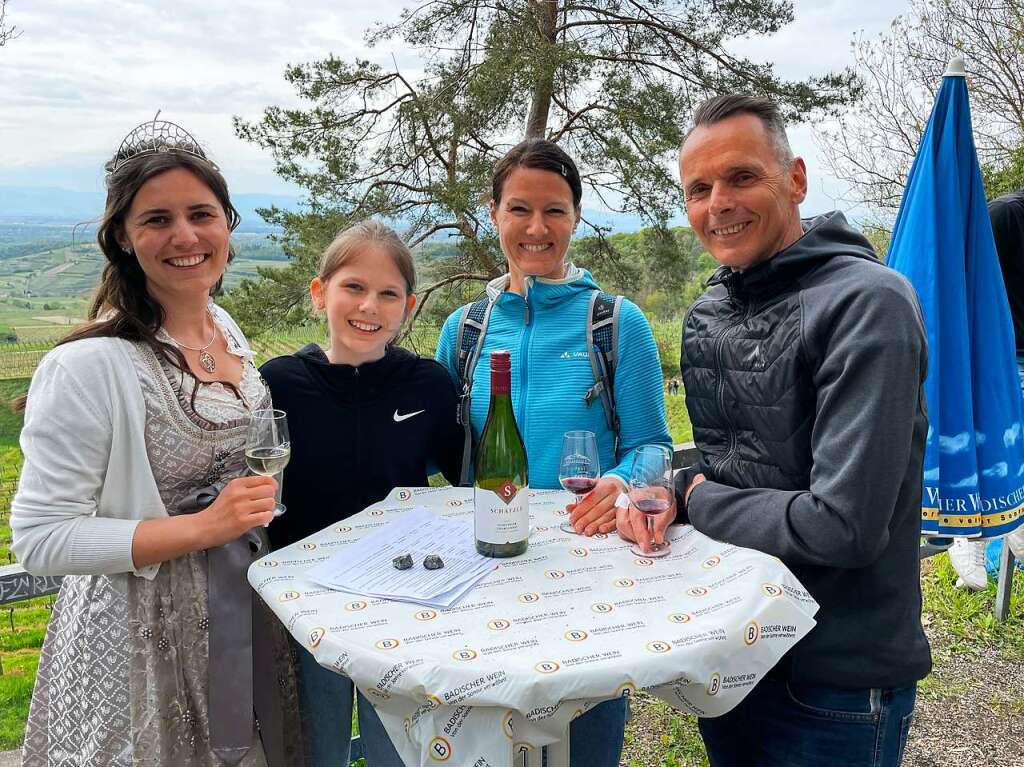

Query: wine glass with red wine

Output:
[627, 444, 673, 558]
[558, 430, 600, 534]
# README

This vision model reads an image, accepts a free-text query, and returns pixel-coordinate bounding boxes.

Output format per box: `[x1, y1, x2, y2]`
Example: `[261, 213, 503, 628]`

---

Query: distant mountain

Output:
[0, 185, 677, 236]
[0, 186, 303, 233]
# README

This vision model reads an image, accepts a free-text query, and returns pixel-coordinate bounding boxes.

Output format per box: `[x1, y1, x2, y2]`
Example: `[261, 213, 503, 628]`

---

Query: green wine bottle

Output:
[474, 350, 529, 557]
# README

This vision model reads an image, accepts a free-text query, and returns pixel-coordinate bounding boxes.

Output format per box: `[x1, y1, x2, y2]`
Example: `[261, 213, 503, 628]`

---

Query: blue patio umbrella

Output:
[888, 58, 1024, 540]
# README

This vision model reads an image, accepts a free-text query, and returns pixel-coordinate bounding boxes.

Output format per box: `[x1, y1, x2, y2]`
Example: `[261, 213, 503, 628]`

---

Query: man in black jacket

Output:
[618, 95, 931, 766]
[990, 188, 1024, 560]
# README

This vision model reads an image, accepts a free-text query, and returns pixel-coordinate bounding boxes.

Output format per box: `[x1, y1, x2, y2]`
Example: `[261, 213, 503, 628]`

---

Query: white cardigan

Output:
[11, 308, 251, 580]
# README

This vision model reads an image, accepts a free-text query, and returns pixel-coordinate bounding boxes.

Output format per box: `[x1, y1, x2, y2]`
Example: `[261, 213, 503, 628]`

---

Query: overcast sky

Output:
[0, 0, 912, 218]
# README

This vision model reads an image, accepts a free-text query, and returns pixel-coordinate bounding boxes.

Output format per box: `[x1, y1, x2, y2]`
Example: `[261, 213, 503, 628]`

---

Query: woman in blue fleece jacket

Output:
[436, 138, 671, 767]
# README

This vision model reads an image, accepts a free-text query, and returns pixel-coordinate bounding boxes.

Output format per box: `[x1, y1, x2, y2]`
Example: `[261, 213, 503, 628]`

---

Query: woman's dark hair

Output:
[491, 138, 583, 210]
[40, 143, 243, 409]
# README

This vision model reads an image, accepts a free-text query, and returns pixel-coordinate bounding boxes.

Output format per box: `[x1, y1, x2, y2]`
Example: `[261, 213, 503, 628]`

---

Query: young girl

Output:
[260, 219, 464, 766]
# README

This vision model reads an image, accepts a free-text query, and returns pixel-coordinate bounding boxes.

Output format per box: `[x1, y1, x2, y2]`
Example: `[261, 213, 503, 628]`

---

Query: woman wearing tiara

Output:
[11, 119, 304, 766]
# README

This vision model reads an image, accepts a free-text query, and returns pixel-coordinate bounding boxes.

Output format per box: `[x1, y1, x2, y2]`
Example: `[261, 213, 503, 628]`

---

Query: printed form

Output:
[305, 506, 497, 608]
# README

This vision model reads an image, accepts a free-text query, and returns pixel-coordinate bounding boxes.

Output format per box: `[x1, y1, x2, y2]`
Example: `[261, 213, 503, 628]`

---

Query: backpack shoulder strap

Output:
[455, 297, 494, 486]
[584, 290, 623, 448]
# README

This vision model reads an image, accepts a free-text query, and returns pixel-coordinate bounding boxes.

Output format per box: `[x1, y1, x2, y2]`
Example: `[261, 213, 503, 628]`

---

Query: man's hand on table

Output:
[565, 475, 627, 535]
[616, 473, 705, 553]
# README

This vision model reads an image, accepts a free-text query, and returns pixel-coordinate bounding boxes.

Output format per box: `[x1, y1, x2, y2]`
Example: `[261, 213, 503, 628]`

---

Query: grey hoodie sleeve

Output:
[686, 269, 927, 569]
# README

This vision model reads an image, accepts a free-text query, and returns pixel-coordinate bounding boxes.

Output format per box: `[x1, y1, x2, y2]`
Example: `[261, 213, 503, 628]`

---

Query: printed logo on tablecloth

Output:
[591, 602, 614, 614]
[452, 648, 478, 661]
[259, 559, 279, 568]
[428, 736, 452, 761]
[395, 488, 413, 502]
[614, 577, 636, 588]
[447, 499, 464, 507]
[545, 569, 566, 579]
[345, 600, 368, 612]
[308, 627, 326, 649]
[707, 672, 721, 696]
[514, 743, 536, 760]
[415, 609, 439, 621]
[503, 711, 515, 740]
[375, 638, 401, 650]
[534, 660, 560, 674]
[336, 525, 353, 533]
[593, 532, 608, 540]
[564, 629, 588, 642]
[555, 508, 569, 517]
[369, 508, 385, 516]
[761, 583, 784, 598]
[646, 640, 672, 654]
[570, 546, 590, 558]
[667, 612, 693, 624]
[517, 592, 541, 604]
[615, 682, 636, 699]
[487, 618, 512, 631]
[301, 542, 317, 551]
[687, 586, 710, 597]
[744, 620, 760, 646]
[277, 590, 300, 602]
[701, 555, 721, 569]
[634, 557, 654, 566]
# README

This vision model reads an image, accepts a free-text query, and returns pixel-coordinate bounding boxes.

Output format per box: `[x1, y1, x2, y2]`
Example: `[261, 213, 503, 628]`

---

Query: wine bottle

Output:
[474, 350, 529, 557]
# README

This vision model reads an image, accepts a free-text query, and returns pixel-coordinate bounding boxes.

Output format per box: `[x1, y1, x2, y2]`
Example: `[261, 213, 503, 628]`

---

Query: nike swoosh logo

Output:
[393, 409, 425, 422]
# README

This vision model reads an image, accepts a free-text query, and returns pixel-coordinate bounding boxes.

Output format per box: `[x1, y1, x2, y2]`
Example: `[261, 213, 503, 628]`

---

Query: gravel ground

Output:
[620, 622, 1024, 767]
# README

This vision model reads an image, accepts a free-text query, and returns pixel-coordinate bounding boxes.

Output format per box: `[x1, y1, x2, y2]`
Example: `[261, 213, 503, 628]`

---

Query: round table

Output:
[249, 486, 818, 767]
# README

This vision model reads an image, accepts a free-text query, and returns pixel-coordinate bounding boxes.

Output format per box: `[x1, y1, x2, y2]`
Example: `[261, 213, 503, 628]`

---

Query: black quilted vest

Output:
[681, 259, 817, 491]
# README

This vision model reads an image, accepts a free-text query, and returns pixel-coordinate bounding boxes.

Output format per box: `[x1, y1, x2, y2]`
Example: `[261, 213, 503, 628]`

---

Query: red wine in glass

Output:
[628, 445, 673, 558]
[561, 476, 599, 496]
[634, 498, 671, 515]
[559, 431, 600, 535]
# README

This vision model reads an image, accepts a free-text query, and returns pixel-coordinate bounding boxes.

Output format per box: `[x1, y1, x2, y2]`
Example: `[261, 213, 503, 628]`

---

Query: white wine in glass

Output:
[246, 408, 290, 517]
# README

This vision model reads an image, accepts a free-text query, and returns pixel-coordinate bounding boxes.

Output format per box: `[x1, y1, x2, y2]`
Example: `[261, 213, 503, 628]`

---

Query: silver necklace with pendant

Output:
[166, 311, 218, 374]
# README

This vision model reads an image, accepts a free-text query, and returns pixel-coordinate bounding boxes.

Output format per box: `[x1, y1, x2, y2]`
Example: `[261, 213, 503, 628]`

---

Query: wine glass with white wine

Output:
[245, 408, 290, 518]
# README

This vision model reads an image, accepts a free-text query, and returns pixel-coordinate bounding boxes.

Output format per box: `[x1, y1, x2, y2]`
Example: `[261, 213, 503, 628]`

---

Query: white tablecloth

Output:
[249, 486, 818, 767]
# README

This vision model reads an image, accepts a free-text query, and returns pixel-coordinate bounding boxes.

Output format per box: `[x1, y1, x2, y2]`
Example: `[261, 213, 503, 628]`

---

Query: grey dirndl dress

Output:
[22, 324, 303, 767]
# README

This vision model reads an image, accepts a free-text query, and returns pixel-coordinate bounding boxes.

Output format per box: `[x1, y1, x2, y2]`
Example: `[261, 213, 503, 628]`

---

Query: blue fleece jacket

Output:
[436, 267, 671, 489]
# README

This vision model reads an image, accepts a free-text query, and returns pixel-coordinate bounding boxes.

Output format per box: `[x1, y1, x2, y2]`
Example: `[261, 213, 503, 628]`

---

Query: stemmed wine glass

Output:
[627, 444, 673, 558]
[245, 408, 291, 518]
[558, 430, 600, 535]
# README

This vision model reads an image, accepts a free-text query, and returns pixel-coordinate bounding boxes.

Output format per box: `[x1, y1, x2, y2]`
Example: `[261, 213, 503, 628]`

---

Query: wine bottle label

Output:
[474, 482, 530, 545]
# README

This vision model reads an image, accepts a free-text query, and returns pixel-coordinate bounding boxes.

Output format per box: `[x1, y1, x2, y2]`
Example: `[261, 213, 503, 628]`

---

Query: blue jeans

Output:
[543, 697, 627, 767]
[295, 645, 404, 766]
[698, 679, 916, 767]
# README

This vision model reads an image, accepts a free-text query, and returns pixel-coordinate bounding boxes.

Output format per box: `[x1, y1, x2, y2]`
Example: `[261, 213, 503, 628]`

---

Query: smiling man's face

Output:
[679, 113, 807, 272]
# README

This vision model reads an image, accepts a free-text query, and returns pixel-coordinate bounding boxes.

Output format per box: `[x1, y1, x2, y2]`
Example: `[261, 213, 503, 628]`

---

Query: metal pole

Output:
[994, 541, 1016, 621]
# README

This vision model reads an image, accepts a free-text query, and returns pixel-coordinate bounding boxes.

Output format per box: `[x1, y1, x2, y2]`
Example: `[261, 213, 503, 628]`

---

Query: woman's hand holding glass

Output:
[565, 475, 626, 535]
[194, 475, 278, 548]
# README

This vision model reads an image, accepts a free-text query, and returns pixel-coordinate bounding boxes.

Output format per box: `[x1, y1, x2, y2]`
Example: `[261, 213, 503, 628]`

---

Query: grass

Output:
[920, 553, 1024, 661]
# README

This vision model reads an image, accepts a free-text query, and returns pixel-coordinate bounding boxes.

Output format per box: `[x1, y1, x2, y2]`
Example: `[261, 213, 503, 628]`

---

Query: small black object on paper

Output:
[392, 553, 413, 570]
[423, 555, 445, 570]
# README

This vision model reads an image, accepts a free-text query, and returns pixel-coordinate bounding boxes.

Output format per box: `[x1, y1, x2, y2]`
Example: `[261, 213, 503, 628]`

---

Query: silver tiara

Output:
[108, 111, 217, 175]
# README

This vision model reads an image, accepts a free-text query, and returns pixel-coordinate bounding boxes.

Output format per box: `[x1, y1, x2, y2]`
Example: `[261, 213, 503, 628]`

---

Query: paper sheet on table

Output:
[305, 506, 497, 608]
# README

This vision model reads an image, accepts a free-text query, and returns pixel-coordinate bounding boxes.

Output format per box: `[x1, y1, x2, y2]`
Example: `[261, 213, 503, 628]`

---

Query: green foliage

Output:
[983, 144, 1024, 201]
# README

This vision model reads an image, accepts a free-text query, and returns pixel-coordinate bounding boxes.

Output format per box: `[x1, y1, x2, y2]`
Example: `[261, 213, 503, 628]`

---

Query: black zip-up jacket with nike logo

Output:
[261, 344, 464, 550]
[676, 211, 932, 689]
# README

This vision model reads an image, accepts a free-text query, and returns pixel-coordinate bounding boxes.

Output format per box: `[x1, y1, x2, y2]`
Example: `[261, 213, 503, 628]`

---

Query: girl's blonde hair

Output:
[318, 219, 416, 293]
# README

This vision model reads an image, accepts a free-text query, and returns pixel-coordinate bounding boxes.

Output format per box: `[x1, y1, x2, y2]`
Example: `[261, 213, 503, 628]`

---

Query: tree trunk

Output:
[524, 0, 559, 139]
